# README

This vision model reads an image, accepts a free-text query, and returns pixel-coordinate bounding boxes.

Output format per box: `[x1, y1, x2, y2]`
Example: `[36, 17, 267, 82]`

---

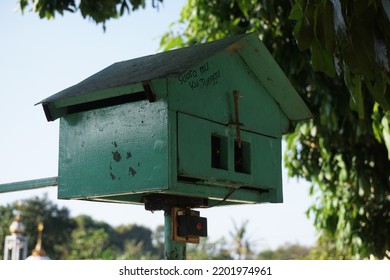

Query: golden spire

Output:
[31, 223, 47, 257]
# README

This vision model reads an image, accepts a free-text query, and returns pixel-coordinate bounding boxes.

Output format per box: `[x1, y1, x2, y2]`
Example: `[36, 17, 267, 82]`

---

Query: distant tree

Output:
[114, 224, 158, 256]
[152, 225, 165, 258]
[118, 240, 159, 260]
[22, 195, 76, 259]
[0, 195, 76, 259]
[187, 237, 232, 260]
[229, 220, 256, 260]
[305, 235, 353, 260]
[187, 220, 258, 260]
[68, 215, 115, 259]
[257, 243, 311, 260]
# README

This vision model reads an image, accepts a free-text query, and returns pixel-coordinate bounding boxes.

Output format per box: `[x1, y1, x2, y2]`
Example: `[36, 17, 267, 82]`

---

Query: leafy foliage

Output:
[0, 196, 162, 259]
[17, 0, 163, 30]
[257, 243, 311, 260]
[187, 237, 232, 260]
[68, 215, 115, 259]
[0, 195, 76, 259]
[159, 0, 390, 259]
[14, 0, 390, 259]
[290, 0, 390, 117]
[2, 195, 373, 259]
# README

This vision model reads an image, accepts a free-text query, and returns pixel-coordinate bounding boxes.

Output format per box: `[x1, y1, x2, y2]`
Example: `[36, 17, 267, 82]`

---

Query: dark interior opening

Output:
[211, 134, 228, 170]
[234, 140, 251, 174]
[66, 91, 148, 115]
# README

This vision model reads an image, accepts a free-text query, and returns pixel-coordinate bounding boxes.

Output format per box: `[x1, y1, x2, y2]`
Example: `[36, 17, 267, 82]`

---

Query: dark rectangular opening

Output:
[234, 140, 251, 174]
[66, 91, 148, 115]
[211, 134, 228, 170]
[177, 175, 202, 184]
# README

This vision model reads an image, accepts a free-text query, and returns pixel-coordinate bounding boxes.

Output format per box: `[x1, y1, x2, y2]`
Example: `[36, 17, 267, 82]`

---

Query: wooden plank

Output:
[0, 177, 58, 193]
[58, 100, 169, 199]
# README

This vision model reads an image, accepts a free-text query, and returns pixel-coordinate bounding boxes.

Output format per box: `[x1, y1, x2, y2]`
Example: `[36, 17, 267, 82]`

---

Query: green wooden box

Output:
[39, 33, 311, 207]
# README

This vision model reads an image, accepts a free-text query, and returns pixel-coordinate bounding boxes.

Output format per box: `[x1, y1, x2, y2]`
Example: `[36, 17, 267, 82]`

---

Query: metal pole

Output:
[164, 208, 186, 260]
[0, 177, 58, 193]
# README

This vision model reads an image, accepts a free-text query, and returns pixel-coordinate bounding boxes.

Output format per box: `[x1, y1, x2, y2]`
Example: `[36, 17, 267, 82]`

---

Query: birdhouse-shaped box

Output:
[39, 33, 311, 207]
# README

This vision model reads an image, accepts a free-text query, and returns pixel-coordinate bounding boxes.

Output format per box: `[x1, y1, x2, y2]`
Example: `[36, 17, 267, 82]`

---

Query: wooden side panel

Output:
[177, 113, 282, 193]
[168, 51, 288, 138]
[58, 100, 169, 199]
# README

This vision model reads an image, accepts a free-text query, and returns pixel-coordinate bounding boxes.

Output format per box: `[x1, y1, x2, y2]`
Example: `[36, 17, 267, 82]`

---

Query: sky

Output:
[0, 1, 317, 251]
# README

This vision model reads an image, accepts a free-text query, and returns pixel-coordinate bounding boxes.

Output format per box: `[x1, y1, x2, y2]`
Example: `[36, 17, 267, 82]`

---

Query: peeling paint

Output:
[110, 172, 116, 180]
[126, 151, 132, 159]
[128, 167, 137, 177]
[112, 151, 121, 162]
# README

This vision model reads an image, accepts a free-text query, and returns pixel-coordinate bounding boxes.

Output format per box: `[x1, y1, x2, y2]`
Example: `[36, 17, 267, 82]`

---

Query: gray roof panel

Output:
[40, 34, 247, 104]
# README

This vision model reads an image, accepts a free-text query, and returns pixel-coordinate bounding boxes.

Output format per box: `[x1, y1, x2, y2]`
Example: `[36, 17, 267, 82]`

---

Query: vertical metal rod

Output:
[164, 208, 186, 260]
[233, 90, 242, 148]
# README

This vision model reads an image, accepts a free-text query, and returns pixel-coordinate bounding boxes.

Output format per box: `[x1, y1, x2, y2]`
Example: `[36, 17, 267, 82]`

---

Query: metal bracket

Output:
[171, 207, 207, 244]
[143, 194, 208, 211]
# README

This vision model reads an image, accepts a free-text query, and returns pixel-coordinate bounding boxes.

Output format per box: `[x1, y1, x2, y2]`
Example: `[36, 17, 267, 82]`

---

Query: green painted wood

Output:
[177, 113, 281, 190]
[173, 182, 280, 205]
[168, 51, 287, 138]
[39, 33, 311, 124]
[55, 84, 144, 108]
[236, 34, 312, 121]
[58, 100, 169, 199]
[0, 177, 57, 193]
[44, 33, 311, 206]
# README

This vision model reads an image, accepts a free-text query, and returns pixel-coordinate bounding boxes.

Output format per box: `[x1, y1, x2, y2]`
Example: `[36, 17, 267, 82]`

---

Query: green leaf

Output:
[315, 0, 335, 52]
[344, 68, 364, 119]
[311, 39, 336, 77]
[236, 0, 249, 19]
[381, 112, 390, 159]
[297, 1, 316, 51]
[366, 74, 390, 111]
[289, 1, 304, 21]
[372, 103, 384, 142]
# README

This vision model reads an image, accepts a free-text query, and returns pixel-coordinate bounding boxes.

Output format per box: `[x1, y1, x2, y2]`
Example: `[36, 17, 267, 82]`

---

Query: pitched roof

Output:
[40, 34, 247, 105]
[39, 33, 311, 122]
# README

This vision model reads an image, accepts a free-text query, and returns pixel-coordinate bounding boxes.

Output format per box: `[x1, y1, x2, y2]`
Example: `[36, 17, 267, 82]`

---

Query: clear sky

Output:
[0, 1, 317, 251]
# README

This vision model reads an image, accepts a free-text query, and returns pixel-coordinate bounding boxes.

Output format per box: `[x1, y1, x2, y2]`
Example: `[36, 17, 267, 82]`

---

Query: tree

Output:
[290, 0, 390, 118]
[114, 224, 158, 256]
[67, 215, 160, 259]
[187, 220, 256, 260]
[229, 220, 256, 260]
[17, 0, 163, 30]
[0, 195, 76, 259]
[187, 237, 232, 260]
[15, 0, 390, 258]
[68, 215, 115, 259]
[305, 235, 353, 260]
[159, 0, 389, 259]
[257, 243, 311, 260]
[0, 197, 163, 259]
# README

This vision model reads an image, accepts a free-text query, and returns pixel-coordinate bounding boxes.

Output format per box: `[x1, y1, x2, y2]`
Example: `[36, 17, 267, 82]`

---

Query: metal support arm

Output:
[0, 177, 58, 193]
